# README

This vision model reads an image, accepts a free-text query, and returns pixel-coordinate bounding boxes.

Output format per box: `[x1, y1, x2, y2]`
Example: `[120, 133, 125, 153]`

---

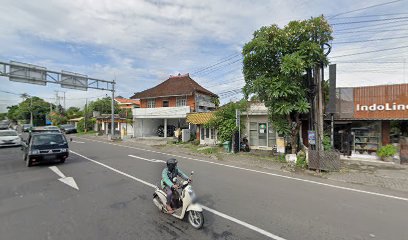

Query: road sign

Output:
[9, 61, 46, 85]
[308, 130, 316, 145]
[61, 70, 88, 91]
[236, 109, 240, 126]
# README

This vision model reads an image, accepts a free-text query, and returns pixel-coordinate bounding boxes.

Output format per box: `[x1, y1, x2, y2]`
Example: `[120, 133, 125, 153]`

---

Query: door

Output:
[258, 123, 267, 146]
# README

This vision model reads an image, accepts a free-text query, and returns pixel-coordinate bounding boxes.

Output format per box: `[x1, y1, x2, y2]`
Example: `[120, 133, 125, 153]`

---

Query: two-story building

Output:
[130, 73, 218, 138]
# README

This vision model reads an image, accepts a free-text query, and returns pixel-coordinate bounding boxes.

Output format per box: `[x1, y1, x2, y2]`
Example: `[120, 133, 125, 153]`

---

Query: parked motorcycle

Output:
[152, 171, 204, 229]
[240, 136, 250, 152]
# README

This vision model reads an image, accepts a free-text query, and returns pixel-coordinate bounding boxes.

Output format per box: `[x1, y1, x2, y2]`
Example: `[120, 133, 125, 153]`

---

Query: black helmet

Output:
[166, 158, 178, 172]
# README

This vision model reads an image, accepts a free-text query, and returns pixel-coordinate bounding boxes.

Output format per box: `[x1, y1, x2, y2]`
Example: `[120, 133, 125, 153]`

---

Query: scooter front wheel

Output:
[188, 211, 204, 229]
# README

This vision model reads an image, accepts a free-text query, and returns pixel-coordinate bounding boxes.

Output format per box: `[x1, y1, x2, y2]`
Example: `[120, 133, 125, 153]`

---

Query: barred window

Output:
[147, 99, 155, 108]
[176, 96, 187, 107]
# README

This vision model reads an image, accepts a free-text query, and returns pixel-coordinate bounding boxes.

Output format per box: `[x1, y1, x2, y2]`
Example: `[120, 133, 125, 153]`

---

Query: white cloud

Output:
[0, 0, 407, 112]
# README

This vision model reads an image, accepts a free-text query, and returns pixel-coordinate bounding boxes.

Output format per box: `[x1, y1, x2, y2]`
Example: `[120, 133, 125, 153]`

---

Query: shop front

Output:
[331, 84, 408, 160]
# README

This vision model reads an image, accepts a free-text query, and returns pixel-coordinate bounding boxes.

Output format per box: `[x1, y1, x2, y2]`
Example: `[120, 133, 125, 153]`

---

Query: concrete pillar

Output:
[105, 122, 109, 135]
[164, 119, 167, 138]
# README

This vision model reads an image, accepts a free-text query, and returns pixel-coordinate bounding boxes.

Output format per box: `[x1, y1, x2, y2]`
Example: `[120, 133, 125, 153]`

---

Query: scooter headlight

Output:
[188, 189, 197, 203]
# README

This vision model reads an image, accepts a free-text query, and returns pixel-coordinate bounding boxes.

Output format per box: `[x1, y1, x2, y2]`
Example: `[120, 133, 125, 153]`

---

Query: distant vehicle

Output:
[32, 126, 61, 133]
[59, 124, 77, 134]
[0, 120, 9, 130]
[0, 130, 21, 147]
[22, 124, 33, 132]
[21, 132, 69, 167]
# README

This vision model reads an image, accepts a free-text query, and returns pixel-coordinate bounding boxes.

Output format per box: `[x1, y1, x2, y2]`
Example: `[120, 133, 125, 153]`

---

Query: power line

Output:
[333, 35, 408, 44]
[334, 28, 408, 34]
[334, 19, 408, 31]
[331, 12, 408, 19]
[331, 16, 408, 25]
[191, 53, 241, 75]
[193, 57, 243, 77]
[328, 0, 403, 19]
[331, 45, 408, 58]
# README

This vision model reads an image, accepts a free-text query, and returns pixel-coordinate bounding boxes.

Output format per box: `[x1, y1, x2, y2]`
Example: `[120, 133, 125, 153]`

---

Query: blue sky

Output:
[1, 0, 408, 112]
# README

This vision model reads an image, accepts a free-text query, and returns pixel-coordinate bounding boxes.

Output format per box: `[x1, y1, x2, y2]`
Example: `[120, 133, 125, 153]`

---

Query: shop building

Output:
[330, 83, 408, 161]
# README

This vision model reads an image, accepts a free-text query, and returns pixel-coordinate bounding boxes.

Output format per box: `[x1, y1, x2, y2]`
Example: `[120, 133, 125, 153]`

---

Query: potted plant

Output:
[377, 144, 397, 162]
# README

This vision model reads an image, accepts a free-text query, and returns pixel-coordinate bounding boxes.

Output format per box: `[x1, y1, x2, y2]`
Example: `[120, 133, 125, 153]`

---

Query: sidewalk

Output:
[76, 134, 408, 193]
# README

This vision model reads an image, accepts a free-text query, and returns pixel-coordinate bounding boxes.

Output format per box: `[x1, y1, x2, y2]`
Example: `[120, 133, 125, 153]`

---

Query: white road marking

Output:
[49, 166, 66, 178]
[70, 150, 285, 240]
[49, 166, 79, 190]
[201, 205, 286, 240]
[76, 137, 408, 202]
[72, 141, 85, 143]
[128, 154, 165, 163]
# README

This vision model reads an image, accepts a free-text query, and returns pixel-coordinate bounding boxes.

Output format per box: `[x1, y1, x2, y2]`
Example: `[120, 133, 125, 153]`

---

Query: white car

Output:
[0, 130, 21, 147]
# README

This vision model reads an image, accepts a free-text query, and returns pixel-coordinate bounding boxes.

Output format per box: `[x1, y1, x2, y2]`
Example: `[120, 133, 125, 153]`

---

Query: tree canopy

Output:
[7, 97, 53, 125]
[206, 100, 247, 143]
[242, 16, 332, 153]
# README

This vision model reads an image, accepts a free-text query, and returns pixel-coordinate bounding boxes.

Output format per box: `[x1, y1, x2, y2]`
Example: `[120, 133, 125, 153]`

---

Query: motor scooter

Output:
[153, 171, 204, 229]
[240, 136, 250, 152]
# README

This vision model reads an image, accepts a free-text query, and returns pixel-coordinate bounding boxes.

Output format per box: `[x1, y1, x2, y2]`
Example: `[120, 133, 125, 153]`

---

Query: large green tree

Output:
[206, 100, 247, 143]
[87, 97, 120, 115]
[66, 106, 83, 119]
[7, 97, 53, 125]
[242, 16, 332, 154]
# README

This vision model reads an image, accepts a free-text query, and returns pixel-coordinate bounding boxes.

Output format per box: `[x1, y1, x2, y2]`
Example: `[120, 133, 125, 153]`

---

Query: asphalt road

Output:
[1, 137, 408, 240]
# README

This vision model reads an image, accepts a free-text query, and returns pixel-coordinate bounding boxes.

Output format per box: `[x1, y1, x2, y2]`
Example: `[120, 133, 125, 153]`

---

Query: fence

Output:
[308, 150, 341, 171]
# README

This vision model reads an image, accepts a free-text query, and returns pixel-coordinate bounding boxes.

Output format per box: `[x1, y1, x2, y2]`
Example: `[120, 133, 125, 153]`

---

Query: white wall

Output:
[133, 106, 190, 119]
[133, 118, 162, 137]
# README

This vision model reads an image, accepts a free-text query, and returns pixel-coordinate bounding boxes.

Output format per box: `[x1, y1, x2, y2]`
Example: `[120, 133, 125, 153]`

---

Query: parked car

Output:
[0, 123, 9, 130]
[0, 130, 21, 147]
[59, 124, 77, 134]
[22, 132, 69, 167]
[22, 124, 33, 132]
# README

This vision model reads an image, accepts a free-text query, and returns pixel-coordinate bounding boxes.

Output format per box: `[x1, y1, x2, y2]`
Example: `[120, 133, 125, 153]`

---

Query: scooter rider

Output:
[161, 158, 190, 214]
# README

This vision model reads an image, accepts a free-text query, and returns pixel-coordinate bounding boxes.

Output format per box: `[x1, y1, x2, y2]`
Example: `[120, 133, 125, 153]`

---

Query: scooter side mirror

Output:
[190, 171, 194, 176]
[172, 177, 177, 183]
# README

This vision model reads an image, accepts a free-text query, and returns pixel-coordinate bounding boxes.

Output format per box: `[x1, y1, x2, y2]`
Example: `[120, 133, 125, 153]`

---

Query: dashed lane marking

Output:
[70, 150, 286, 240]
[75, 137, 408, 202]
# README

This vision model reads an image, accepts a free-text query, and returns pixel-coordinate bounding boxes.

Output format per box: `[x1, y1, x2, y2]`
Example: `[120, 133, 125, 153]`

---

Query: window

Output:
[210, 128, 215, 139]
[176, 96, 187, 107]
[162, 100, 169, 107]
[206, 128, 210, 138]
[147, 99, 155, 108]
[249, 122, 258, 146]
[200, 127, 204, 140]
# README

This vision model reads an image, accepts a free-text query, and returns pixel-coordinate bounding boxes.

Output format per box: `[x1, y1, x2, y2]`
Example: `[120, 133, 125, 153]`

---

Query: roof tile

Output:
[130, 74, 217, 99]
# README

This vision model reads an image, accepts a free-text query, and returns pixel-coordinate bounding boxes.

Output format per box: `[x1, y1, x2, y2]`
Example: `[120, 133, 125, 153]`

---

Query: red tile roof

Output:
[115, 98, 140, 105]
[130, 73, 217, 99]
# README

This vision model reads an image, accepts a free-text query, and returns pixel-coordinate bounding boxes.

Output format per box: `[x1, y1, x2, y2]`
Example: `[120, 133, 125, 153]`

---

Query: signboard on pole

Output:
[308, 130, 316, 145]
[9, 61, 47, 85]
[61, 70, 88, 91]
[236, 109, 240, 126]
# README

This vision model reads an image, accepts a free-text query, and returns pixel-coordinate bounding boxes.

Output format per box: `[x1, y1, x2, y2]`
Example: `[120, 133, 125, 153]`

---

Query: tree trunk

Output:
[289, 113, 302, 154]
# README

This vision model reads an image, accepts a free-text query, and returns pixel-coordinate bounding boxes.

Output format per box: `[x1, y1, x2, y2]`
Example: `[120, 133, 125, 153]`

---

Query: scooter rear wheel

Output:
[188, 211, 204, 229]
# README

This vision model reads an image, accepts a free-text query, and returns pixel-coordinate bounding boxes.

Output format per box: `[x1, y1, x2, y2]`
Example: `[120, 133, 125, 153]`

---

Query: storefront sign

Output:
[353, 84, 408, 119]
[356, 103, 408, 112]
[308, 130, 316, 145]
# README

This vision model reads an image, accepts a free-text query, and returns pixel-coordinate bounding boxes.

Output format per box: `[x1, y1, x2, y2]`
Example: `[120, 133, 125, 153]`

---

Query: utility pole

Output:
[63, 91, 66, 111]
[30, 97, 33, 126]
[111, 81, 115, 137]
[84, 98, 87, 132]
